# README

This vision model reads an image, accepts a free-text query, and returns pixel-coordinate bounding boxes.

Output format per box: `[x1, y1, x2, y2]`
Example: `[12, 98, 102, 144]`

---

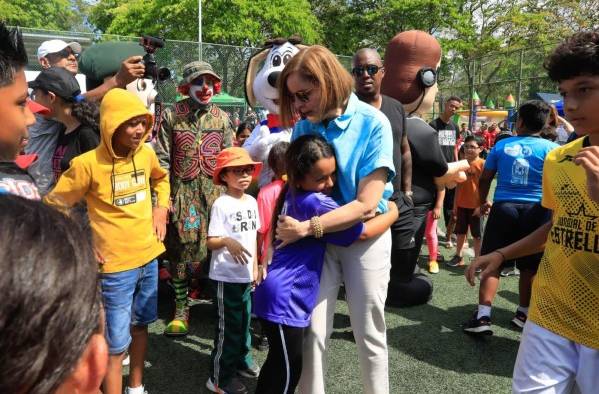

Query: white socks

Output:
[127, 385, 145, 394]
[477, 305, 492, 319]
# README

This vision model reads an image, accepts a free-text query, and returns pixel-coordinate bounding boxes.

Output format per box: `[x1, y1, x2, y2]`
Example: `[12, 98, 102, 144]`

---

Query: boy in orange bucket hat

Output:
[206, 147, 263, 394]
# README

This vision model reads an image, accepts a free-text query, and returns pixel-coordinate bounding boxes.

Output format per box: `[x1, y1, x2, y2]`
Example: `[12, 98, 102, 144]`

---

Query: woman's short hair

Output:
[279, 45, 353, 127]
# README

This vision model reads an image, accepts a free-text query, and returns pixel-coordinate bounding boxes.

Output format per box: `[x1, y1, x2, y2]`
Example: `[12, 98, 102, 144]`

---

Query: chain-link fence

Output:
[22, 27, 556, 128]
[437, 42, 560, 123]
[21, 28, 261, 118]
[20, 28, 352, 122]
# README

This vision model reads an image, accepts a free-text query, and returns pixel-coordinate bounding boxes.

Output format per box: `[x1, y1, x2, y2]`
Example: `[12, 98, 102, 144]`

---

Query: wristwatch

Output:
[404, 191, 414, 199]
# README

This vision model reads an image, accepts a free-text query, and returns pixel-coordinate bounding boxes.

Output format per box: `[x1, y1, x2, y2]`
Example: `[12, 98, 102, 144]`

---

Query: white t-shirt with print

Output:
[208, 193, 260, 283]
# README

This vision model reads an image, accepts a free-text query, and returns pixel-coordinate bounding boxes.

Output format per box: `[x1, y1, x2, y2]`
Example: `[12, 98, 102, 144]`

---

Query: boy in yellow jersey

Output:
[466, 30, 599, 393]
[44, 88, 170, 394]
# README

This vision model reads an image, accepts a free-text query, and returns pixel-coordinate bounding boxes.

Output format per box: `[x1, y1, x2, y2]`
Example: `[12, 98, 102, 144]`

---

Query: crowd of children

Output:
[0, 20, 598, 394]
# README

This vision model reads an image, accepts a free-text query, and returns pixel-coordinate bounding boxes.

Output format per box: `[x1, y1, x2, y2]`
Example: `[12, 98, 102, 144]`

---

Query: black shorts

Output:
[391, 192, 416, 250]
[455, 207, 481, 238]
[481, 201, 551, 271]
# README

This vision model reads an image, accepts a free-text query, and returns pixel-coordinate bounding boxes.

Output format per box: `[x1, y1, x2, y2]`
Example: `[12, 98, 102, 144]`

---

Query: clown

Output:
[155, 61, 234, 336]
[381, 31, 469, 307]
[242, 37, 305, 186]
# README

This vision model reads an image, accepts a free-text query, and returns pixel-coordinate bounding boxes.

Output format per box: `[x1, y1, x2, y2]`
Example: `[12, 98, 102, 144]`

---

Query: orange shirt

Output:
[455, 158, 485, 209]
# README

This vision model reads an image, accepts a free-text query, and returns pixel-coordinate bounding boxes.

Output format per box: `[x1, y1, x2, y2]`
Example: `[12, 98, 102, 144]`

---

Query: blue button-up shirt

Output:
[292, 93, 395, 212]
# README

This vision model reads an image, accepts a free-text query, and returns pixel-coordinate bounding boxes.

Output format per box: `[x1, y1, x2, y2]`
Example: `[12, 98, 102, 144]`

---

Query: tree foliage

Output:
[0, 0, 86, 30]
[89, 0, 322, 47]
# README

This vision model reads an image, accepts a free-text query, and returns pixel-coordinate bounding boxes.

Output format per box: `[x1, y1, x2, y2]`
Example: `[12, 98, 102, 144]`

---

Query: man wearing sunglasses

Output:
[352, 48, 412, 203]
[353, 48, 419, 300]
[38, 40, 82, 74]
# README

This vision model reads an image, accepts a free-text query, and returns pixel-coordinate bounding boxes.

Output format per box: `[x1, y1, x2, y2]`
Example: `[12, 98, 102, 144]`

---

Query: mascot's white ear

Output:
[245, 49, 270, 108]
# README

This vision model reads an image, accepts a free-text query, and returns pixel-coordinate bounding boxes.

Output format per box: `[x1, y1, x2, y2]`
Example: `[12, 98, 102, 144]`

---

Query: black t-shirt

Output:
[0, 161, 40, 200]
[379, 95, 406, 197]
[407, 117, 448, 206]
[52, 124, 99, 181]
[429, 117, 459, 163]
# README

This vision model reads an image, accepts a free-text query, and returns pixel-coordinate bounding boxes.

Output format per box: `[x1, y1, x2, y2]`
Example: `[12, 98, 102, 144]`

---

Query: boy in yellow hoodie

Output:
[44, 88, 170, 394]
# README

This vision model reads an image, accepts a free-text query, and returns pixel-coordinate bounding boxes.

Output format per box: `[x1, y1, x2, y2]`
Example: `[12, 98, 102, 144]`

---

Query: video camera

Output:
[139, 35, 171, 82]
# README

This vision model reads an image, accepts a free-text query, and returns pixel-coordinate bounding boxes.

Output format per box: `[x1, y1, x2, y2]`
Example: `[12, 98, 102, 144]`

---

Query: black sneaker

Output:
[463, 314, 493, 335]
[511, 310, 527, 329]
[206, 377, 248, 394]
[237, 361, 260, 378]
[446, 255, 465, 267]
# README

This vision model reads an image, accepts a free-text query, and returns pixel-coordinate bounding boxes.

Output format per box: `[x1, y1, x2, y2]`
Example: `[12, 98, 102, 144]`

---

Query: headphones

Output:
[417, 67, 437, 89]
[408, 67, 438, 117]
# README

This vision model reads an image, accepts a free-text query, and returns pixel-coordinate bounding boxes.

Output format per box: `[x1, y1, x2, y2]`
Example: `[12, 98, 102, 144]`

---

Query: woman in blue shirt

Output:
[275, 45, 395, 394]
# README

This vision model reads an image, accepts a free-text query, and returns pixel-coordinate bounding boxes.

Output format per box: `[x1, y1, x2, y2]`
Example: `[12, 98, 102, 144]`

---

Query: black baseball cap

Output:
[29, 67, 81, 102]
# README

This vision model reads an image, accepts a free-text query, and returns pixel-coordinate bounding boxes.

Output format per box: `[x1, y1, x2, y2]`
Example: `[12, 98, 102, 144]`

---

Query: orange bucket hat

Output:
[212, 147, 262, 185]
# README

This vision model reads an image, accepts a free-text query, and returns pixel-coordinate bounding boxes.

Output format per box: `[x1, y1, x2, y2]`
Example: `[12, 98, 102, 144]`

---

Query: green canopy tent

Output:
[211, 92, 248, 125]
[212, 92, 247, 106]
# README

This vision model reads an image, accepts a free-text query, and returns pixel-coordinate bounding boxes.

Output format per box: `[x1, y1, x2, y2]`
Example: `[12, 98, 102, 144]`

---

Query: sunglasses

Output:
[289, 87, 315, 103]
[47, 47, 79, 60]
[351, 65, 383, 77]
[228, 165, 255, 176]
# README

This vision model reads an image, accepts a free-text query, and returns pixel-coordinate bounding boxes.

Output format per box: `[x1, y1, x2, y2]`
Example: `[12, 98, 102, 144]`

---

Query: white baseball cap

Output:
[37, 40, 82, 60]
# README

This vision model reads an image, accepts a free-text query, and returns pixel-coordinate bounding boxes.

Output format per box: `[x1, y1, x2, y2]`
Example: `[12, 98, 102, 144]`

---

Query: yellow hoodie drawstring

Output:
[111, 159, 116, 205]
[132, 154, 139, 183]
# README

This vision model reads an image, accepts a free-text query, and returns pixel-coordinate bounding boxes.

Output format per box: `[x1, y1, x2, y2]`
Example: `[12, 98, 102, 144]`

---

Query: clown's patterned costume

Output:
[156, 96, 234, 335]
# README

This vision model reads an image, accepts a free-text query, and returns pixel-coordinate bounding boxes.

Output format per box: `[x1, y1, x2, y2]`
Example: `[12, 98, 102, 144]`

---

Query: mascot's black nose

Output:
[267, 71, 281, 88]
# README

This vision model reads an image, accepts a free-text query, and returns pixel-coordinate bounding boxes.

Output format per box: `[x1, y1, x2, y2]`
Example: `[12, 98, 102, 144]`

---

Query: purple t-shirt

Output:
[253, 189, 364, 327]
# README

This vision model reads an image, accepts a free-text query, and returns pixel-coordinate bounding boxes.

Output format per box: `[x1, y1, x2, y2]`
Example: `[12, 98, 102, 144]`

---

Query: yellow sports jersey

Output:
[529, 136, 599, 350]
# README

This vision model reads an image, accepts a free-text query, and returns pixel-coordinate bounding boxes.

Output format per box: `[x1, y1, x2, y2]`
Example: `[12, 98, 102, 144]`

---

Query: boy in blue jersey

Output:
[463, 100, 558, 335]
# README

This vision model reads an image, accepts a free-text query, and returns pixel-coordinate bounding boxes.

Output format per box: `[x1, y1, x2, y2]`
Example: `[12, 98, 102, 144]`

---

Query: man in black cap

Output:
[155, 61, 235, 338]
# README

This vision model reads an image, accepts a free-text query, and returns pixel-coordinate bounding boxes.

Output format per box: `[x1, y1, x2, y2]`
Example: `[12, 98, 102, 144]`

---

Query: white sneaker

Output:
[124, 385, 147, 394]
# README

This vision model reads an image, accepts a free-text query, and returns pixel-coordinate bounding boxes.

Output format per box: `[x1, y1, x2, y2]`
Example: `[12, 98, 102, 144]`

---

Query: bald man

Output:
[352, 48, 416, 283]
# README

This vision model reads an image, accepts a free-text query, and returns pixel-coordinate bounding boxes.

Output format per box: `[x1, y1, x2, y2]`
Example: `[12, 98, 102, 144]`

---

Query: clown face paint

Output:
[190, 75, 215, 105]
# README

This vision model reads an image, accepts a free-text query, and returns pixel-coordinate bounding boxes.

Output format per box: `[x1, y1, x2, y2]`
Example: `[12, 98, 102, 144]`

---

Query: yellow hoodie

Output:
[45, 89, 170, 273]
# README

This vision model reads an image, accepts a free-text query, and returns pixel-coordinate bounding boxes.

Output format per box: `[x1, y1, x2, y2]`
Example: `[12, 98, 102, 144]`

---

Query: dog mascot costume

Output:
[381, 31, 469, 307]
[243, 37, 305, 187]
[154, 61, 235, 336]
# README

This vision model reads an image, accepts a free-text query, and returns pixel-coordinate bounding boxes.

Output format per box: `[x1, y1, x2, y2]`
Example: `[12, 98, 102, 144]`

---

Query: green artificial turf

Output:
[129, 243, 521, 394]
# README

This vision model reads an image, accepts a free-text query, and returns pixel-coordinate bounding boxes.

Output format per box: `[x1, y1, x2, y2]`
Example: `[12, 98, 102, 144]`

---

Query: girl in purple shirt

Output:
[254, 135, 397, 394]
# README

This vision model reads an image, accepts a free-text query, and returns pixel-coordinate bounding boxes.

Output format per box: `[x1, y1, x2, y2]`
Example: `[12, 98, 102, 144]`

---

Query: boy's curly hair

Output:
[544, 30, 599, 82]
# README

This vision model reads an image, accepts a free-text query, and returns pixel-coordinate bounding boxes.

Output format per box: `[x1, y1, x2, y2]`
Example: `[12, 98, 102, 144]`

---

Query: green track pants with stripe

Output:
[209, 281, 253, 388]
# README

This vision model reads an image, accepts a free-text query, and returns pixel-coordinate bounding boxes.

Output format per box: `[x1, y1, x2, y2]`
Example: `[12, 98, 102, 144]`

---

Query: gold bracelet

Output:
[310, 216, 324, 239]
